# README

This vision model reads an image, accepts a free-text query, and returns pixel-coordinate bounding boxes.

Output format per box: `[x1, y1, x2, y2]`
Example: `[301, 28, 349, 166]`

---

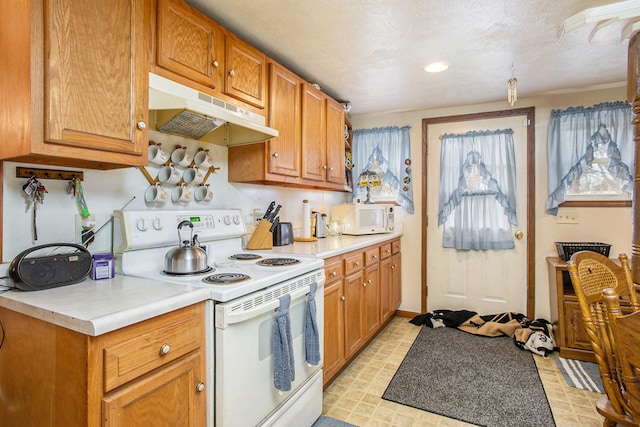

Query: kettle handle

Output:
[177, 220, 194, 246]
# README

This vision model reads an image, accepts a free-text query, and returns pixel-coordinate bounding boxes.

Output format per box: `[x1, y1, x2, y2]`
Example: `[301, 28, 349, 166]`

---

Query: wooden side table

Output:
[546, 257, 596, 362]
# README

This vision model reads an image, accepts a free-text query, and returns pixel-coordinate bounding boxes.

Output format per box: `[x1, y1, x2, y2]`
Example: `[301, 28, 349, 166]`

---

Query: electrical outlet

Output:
[253, 209, 263, 225]
[556, 208, 579, 224]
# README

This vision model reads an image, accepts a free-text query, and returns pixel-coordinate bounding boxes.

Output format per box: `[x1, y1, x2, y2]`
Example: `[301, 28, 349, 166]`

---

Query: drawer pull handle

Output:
[354, 262, 360, 267]
[373, 255, 377, 259]
[196, 382, 205, 393]
[331, 271, 337, 276]
[160, 343, 171, 355]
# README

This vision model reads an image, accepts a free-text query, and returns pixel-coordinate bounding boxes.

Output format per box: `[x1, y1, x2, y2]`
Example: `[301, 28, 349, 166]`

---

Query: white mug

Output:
[171, 184, 193, 203]
[144, 183, 169, 204]
[171, 147, 192, 167]
[194, 149, 213, 169]
[148, 144, 169, 165]
[157, 164, 181, 184]
[194, 185, 214, 202]
[183, 167, 205, 185]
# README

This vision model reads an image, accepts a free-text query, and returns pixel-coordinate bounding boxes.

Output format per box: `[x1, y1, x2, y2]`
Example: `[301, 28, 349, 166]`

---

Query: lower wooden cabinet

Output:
[323, 238, 401, 387]
[0, 303, 207, 426]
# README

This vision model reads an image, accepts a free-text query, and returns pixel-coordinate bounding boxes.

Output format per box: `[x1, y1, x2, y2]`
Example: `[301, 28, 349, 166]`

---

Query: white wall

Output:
[2, 130, 349, 261]
[352, 85, 632, 319]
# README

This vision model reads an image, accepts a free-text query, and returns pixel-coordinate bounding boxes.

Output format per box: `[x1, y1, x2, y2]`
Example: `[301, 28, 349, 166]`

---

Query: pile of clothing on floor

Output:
[410, 309, 555, 357]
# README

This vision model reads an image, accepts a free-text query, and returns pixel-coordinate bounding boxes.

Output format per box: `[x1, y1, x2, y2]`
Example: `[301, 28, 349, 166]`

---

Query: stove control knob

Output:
[136, 218, 148, 231]
[223, 215, 231, 225]
[152, 217, 164, 230]
[232, 215, 241, 225]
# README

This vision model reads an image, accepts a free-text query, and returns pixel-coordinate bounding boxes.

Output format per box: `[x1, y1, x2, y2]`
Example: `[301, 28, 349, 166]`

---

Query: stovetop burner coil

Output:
[203, 273, 251, 284]
[229, 253, 262, 260]
[256, 258, 301, 267]
[162, 266, 214, 276]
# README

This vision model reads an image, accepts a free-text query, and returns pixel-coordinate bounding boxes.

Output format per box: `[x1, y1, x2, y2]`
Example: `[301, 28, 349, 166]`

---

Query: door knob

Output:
[515, 230, 524, 239]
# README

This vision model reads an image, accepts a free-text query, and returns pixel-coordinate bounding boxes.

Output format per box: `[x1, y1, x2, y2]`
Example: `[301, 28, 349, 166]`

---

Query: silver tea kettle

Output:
[163, 220, 209, 274]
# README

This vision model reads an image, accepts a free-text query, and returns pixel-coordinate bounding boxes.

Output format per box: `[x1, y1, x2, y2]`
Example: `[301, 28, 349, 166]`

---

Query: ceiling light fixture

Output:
[424, 62, 449, 73]
[507, 64, 518, 106]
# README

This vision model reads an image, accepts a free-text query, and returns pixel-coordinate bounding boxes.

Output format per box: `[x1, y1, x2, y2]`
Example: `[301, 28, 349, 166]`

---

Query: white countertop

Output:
[0, 274, 211, 336]
[271, 232, 402, 259]
[0, 232, 400, 337]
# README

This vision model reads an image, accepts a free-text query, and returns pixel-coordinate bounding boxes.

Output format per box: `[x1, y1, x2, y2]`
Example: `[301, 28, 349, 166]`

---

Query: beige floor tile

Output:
[322, 316, 604, 427]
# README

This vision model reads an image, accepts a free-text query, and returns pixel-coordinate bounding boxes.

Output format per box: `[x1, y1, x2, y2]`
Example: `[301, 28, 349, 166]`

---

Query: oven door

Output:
[214, 271, 325, 427]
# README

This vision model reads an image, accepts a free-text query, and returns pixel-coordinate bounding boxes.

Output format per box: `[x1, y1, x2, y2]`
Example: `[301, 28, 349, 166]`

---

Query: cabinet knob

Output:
[272, 152, 279, 158]
[331, 271, 337, 276]
[328, 167, 334, 171]
[368, 279, 372, 284]
[354, 262, 360, 267]
[363, 282, 367, 287]
[391, 265, 396, 269]
[229, 69, 235, 77]
[137, 121, 146, 130]
[196, 382, 205, 393]
[160, 343, 171, 355]
[212, 60, 219, 68]
[373, 255, 377, 259]
[340, 295, 345, 301]
[322, 165, 327, 170]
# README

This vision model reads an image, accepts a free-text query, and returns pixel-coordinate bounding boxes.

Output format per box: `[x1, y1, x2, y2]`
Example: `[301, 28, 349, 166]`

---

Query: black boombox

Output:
[9, 243, 92, 291]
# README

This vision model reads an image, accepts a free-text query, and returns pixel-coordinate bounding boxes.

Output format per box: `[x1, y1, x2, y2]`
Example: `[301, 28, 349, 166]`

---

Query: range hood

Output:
[148, 72, 278, 145]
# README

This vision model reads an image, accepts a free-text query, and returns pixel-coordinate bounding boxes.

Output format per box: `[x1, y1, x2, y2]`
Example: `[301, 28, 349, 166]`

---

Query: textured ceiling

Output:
[185, 0, 633, 115]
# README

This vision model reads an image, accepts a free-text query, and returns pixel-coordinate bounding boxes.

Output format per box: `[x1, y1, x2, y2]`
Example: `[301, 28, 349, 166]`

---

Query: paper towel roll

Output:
[301, 200, 311, 238]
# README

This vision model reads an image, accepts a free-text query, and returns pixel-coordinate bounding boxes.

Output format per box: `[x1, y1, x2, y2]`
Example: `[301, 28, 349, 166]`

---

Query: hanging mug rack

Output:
[137, 142, 220, 187]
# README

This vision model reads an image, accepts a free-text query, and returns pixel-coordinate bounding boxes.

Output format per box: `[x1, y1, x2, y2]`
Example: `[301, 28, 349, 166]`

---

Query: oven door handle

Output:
[216, 285, 312, 327]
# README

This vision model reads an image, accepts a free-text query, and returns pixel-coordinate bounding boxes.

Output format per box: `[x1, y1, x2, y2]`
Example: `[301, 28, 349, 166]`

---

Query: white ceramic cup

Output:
[157, 164, 181, 184]
[194, 185, 214, 202]
[144, 183, 169, 204]
[170, 147, 192, 167]
[148, 144, 169, 165]
[182, 167, 205, 185]
[171, 184, 193, 203]
[194, 149, 213, 168]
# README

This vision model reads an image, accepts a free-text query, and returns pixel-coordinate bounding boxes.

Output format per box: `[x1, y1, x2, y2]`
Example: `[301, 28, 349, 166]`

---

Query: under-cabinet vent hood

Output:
[148, 73, 278, 145]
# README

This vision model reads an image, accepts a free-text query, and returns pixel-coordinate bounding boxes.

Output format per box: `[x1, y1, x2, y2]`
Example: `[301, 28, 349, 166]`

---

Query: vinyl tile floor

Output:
[322, 316, 604, 427]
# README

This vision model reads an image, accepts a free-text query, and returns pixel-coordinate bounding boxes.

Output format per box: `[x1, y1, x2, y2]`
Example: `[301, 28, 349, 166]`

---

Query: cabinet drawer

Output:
[364, 247, 379, 266]
[103, 307, 203, 392]
[343, 252, 364, 276]
[380, 243, 392, 260]
[325, 258, 343, 283]
[392, 239, 401, 254]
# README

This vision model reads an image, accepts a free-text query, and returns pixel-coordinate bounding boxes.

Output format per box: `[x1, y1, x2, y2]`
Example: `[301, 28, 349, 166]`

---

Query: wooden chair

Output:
[566, 251, 639, 427]
[603, 287, 640, 423]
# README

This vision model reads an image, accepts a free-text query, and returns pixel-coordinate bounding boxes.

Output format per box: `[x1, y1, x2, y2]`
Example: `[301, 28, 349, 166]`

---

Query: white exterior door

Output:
[426, 115, 529, 315]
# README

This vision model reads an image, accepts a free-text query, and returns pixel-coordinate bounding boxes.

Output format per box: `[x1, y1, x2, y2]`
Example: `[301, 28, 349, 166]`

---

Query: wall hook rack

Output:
[16, 167, 84, 181]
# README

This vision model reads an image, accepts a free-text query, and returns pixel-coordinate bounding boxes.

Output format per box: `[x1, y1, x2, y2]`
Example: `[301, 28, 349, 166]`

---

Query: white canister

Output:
[157, 164, 181, 184]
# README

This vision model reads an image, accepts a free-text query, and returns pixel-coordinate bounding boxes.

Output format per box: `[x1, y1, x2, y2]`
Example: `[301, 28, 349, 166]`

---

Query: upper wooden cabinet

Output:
[0, 0, 149, 169]
[267, 62, 301, 177]
[156, 0, 223, 90]
[326, 97, 347, 185]
[224, 34, 267, 109]
[301, 83, 327, 182]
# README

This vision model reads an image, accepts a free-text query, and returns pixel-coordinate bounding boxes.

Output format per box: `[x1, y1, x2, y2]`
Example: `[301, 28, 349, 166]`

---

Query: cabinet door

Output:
[564, 300, 593, 351]
[344, 271, 365, 359]
[391, 252, 402, 311]
[380, 256, 393, 322]
[103, 351, 206, 427]
[224, 34, 266, 108]
[326, 98, 346, 185]
[44, 0, 147, 158]
[268, 62, 300, 177]
[157, 0, 223, 89]
[364, 264, 381, 338]
[301, 84, 327, 182]
[323, 279, 345, 385]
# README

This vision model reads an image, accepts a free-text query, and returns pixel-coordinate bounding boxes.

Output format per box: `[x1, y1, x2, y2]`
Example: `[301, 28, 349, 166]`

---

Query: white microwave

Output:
[331, 203, 395, 235]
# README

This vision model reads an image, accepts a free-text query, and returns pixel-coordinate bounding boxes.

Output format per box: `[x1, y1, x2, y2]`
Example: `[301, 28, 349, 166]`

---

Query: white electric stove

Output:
[113, 209, 325, 427]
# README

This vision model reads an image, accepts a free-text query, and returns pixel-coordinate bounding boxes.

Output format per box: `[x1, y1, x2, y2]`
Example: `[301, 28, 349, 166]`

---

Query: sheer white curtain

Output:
[438, 129, 518, 250]
[546, 101, 633, 214]
[352, 126, 414, 213]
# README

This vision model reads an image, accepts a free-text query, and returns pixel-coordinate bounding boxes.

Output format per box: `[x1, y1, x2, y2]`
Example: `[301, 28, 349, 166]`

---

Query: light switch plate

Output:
[557, 208, 579, 224]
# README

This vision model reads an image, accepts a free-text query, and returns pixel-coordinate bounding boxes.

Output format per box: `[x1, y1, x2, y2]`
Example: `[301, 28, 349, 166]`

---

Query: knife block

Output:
[246, 219, 273, 250]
